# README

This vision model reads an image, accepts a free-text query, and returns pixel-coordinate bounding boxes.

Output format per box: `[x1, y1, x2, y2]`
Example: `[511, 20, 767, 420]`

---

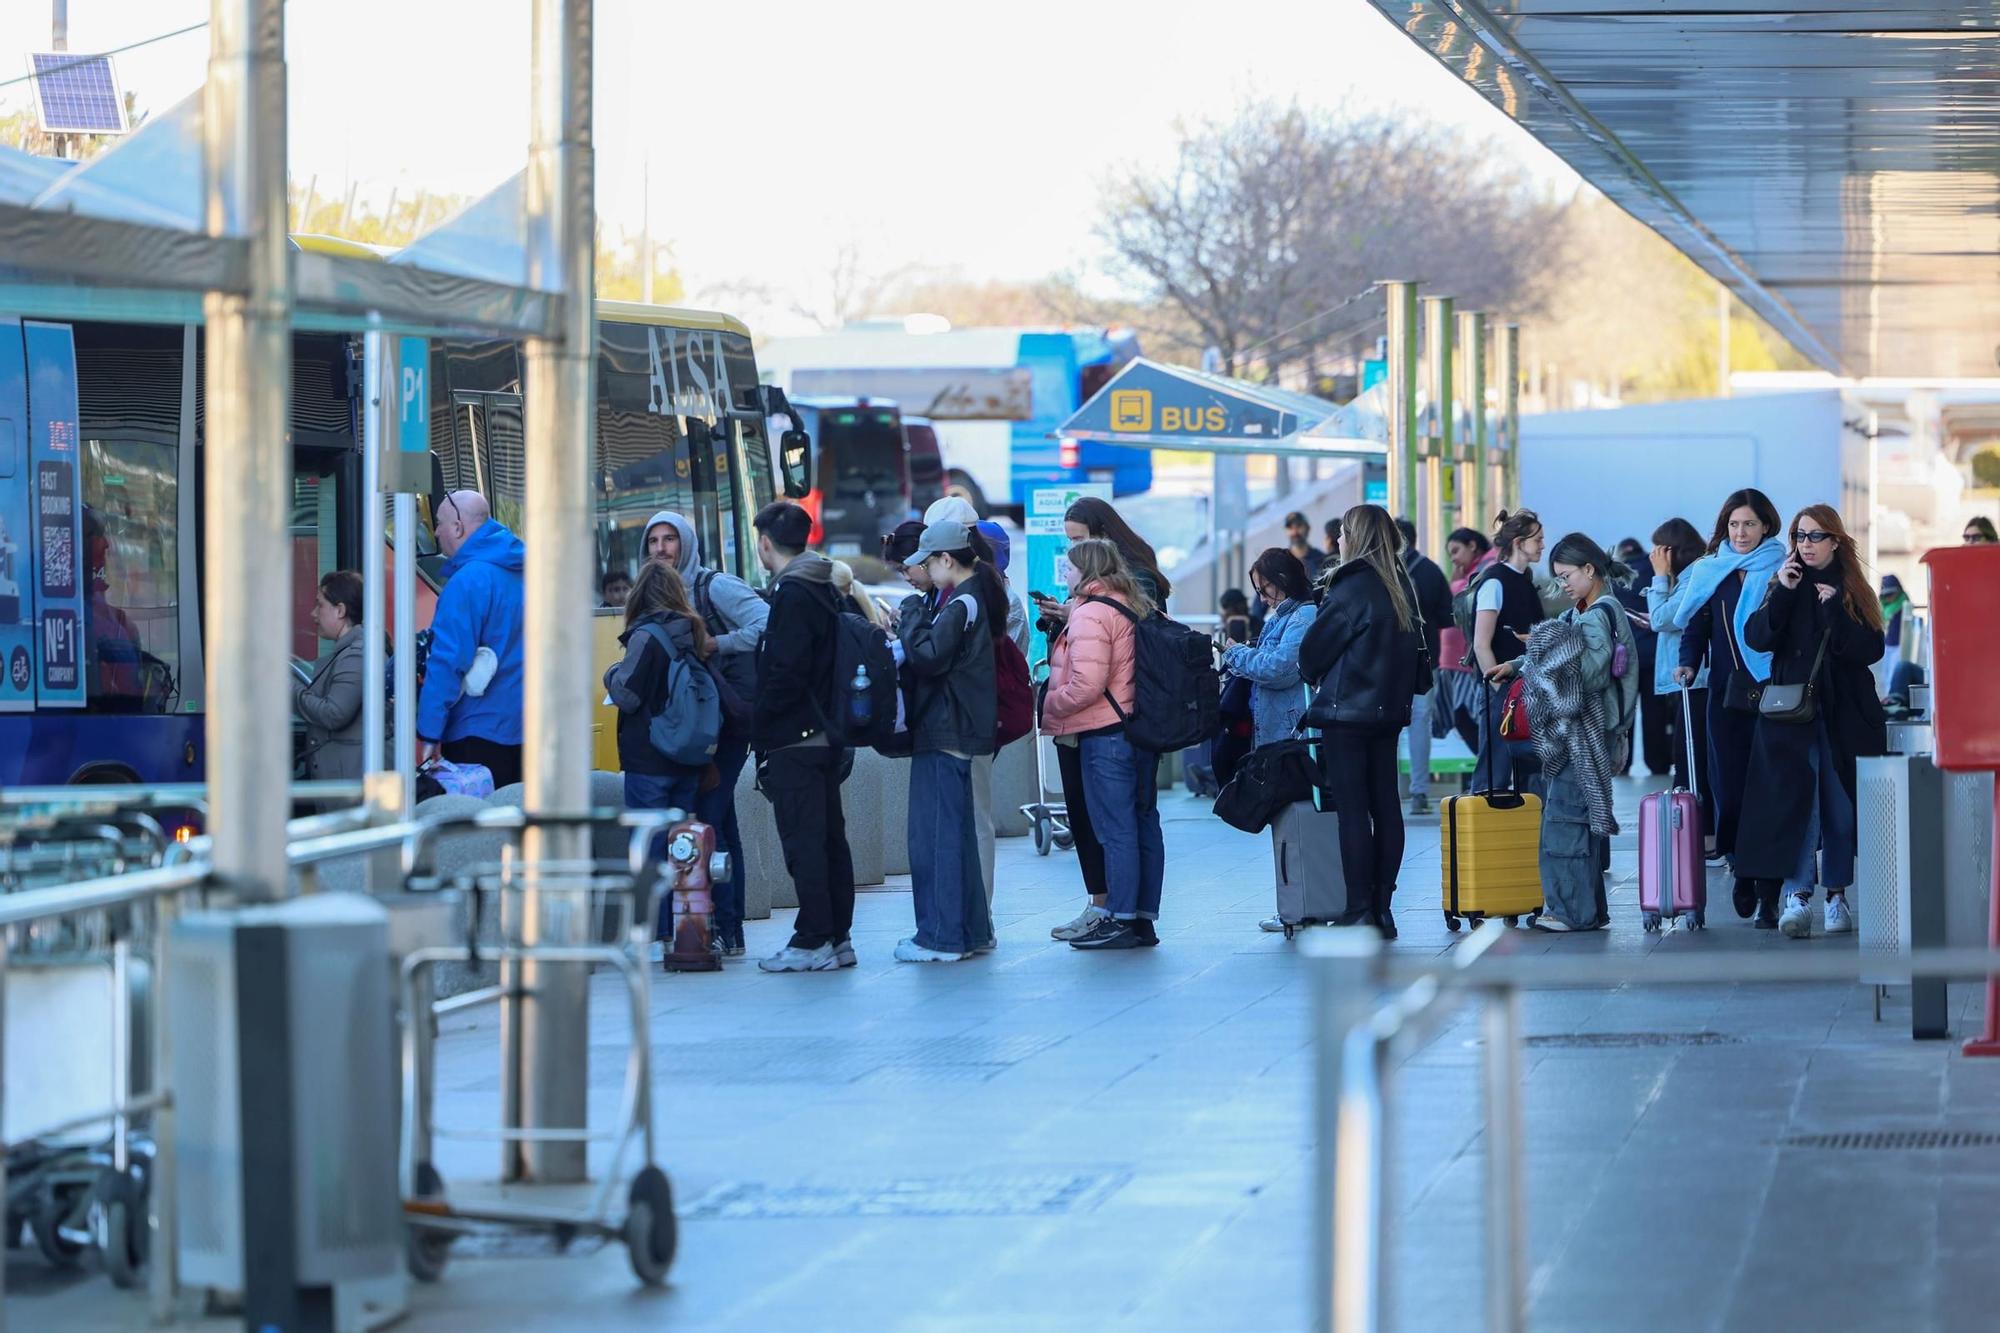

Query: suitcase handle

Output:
[1677, 684, 1701, 802]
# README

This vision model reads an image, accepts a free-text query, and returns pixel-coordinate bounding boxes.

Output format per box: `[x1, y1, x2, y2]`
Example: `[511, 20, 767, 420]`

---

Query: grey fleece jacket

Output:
[644, 510, 768, 657]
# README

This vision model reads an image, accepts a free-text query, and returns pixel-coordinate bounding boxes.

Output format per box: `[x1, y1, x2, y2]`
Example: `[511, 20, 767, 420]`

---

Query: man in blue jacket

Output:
[417, 490, 527, 788]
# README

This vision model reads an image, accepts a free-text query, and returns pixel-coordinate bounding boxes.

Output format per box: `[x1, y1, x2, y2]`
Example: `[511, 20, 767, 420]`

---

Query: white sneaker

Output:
[758, 942, 839, 972]
[894, 937, 968, 963]
[1779, 893, 1814, 939]
[1823, 895, 1855, 935]
[1051, 906, 1108, 941]
[833, 938, 858, 968]
[1259, 915, 1288, 933]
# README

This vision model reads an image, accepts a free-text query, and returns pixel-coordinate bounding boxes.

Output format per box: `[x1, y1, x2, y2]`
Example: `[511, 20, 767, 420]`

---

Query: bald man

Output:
[417, 490, 527, 787]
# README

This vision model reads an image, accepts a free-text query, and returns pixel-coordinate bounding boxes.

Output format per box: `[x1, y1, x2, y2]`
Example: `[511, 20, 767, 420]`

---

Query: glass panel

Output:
[596, 401, 694, 585]
[734, 415, 774, 586]
[80, 437, 180, 713]
[289, 469, 341, 664]
[483, 393, 526, 537]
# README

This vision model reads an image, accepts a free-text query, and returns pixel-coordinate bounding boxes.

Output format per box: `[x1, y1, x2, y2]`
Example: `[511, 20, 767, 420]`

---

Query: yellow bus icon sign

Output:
[1110, 389, 1151, 432]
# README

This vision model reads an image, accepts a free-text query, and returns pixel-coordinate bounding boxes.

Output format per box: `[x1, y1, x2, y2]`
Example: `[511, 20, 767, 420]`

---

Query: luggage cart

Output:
[1019, 666, 1074, 856]
[396, 810, 721, 1287]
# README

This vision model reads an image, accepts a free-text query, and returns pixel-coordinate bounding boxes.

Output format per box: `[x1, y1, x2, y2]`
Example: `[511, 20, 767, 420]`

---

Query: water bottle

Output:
[848, 663, 873, 729]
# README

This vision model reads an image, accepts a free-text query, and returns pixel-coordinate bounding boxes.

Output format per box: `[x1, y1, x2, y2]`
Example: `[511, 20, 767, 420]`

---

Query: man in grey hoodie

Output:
[643, 510, 768, 957]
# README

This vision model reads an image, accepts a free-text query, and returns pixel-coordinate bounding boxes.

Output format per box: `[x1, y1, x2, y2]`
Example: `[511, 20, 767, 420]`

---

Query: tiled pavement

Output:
[21, 778, 2000, 1331]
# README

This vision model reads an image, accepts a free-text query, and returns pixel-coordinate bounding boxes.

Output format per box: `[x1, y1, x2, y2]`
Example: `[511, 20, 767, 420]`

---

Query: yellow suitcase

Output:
[1439, 789, 1543, 930]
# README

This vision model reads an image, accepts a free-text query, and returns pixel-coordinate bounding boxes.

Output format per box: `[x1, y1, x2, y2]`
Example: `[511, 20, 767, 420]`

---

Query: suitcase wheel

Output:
[1444, 912, 1461, 933]
[1504, 915, 1520, 927]
[1693, 909, 1706, 929]
[1644, 912, 1661, 933]
[1283, 923, 1296, 940]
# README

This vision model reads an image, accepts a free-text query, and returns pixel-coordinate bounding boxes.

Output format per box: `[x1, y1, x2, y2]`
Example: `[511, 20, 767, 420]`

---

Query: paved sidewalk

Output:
[18, 779, 2000, 1331]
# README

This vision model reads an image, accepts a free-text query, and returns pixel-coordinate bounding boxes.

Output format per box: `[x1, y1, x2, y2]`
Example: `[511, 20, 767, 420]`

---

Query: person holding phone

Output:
[1731, 506, 1886, 937]
[1660, 488, 1786, 922]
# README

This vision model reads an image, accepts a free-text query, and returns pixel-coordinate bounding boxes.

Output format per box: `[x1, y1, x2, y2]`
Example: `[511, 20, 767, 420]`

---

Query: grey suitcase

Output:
[1272, 799, 1355, 937]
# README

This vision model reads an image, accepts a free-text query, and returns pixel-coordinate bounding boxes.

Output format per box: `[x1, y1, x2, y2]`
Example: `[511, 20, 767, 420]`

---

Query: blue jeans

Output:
[696, 735, 750, 940]
[1406, 689, 1433, 799]
[1784, 723, 1857, 897]
[908, 752, 992, 954]
[627, 768, 702, 939]
[1080, 732, 1166, 920]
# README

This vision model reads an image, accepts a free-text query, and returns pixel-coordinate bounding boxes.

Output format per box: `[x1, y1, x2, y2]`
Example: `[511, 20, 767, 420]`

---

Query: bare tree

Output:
[1096, 102, 1566, 379]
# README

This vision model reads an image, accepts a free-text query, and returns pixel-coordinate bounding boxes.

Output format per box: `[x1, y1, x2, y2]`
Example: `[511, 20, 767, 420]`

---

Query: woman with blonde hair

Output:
[1297, 505, 1425, 938]
[1041, 537, 1164, 951]
[1734, 504, 1886, 937]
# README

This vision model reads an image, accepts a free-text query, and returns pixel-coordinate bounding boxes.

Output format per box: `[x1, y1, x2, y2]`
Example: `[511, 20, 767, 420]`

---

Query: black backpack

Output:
[1084, 597, 1220, 753]
[820, 610, 901, 750]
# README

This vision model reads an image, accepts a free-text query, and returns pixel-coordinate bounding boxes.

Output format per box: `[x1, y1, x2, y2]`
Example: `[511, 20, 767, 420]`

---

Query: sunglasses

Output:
[1792, 530, 1835, 546]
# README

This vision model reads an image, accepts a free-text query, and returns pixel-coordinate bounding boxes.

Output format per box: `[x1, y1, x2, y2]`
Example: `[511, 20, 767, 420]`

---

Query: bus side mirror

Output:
[428, 452, 446, 514]
[756, 384, 814, 499]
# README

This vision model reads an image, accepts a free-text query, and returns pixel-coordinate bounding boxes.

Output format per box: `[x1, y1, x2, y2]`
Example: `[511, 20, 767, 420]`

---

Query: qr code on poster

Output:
[42, 522, 74, 594]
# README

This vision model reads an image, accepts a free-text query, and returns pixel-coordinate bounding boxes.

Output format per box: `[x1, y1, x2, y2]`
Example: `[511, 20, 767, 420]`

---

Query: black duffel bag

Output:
[1213, 737, 1316, 835]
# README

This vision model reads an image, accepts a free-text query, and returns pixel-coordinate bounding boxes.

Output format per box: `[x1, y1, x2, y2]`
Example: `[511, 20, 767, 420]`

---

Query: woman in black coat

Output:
[1733, 504, 1886, 935]
[1298, 506, 1423, 939]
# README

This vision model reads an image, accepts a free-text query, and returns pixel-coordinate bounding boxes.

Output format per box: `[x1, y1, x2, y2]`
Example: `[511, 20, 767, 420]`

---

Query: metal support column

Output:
[201, 0, 292, 903]
[1482, 989, 1528, 1333]
[1498, 324, 1522, 513]
[363, 343, 387, 782]
[1457, 310, 1486, 539]
[507, 0, 597, 1184]
[1421, 296, 1453, 563]
[1310, 931, 1386, 1333]
[1382, 281, 1419, 523]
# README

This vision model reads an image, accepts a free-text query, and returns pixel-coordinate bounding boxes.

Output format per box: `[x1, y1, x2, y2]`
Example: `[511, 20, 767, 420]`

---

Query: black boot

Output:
[1753, 880, 1780, 930]
[1374, 885, 1398, 941]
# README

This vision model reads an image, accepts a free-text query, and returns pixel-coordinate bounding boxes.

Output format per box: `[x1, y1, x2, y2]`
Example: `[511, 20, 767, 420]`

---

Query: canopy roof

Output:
[1366, 0, 2000, 378]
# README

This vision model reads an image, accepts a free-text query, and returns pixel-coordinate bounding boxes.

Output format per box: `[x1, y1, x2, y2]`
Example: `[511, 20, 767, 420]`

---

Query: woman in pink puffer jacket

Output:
[1040, 539, 1166, 951]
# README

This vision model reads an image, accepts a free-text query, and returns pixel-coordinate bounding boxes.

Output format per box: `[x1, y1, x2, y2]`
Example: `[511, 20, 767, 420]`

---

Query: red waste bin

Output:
[1921, 546, 2000, 1053]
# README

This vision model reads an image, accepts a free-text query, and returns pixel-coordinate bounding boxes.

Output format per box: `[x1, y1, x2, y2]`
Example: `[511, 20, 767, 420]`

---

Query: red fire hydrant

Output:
[660, 818, 726, 973]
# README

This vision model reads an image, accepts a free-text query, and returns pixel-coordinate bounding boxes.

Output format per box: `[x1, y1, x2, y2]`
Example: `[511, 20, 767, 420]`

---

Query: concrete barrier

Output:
[733, 759, 784, 917]
[877, 752, 913, 876]
[845, 750, 889, 886]
[992, 736, 1036, 837]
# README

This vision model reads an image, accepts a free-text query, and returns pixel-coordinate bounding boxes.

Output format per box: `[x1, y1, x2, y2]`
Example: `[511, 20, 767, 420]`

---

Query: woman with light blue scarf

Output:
[1660, 488, 1786, 924]
[1222, 548, 1320, 747]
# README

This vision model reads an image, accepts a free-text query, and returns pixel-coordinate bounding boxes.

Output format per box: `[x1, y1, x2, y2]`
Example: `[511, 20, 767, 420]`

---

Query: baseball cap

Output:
[906, 519, 973, 568]
[974, 520, 1011, 572]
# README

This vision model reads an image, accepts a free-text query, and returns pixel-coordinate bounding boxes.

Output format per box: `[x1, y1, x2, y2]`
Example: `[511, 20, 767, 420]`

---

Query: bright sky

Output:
[2, 0, 1578, 331]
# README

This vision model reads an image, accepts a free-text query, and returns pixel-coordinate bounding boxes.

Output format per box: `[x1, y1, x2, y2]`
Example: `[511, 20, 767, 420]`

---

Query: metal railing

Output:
[1305, 931, 2000, 1332]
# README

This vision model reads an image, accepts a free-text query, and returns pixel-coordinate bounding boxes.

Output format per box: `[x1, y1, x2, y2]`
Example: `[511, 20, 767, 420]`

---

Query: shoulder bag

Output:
[1757, 626, 1831, 725]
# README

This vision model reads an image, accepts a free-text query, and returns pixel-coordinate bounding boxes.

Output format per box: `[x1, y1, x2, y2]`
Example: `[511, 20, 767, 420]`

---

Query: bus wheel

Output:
[946, 471, 989, 518]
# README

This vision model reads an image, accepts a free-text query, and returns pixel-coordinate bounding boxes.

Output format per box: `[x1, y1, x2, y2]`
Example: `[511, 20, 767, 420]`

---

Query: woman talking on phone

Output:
[1731, 506, 1885, 937]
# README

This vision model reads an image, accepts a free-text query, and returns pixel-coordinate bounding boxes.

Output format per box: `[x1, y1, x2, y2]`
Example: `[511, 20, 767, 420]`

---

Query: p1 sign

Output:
[374, 334, 431, 494]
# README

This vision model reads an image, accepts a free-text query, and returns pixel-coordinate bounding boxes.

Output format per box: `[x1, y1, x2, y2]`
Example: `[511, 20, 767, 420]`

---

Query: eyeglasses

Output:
[439, 495, 459, 529]
[1792, 530, 1835, 546]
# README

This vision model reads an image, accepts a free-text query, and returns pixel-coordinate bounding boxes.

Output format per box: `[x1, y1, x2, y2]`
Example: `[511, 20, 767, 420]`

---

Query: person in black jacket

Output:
[749, 502, 857, 973]
[1610, 537, 1667, 776]
[1299, 505, 1423, 939]
[1396, 519, 1454, 815]
[1733, 504, 1886, 937]
[896, 519, 999, 962]
[1471, 509, 1548, 794]
[602, 561, 717, 946]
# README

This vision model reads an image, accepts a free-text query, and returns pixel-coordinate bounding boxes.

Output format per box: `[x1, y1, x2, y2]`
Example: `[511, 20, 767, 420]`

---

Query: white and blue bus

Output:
[758, 323, 1153, 515]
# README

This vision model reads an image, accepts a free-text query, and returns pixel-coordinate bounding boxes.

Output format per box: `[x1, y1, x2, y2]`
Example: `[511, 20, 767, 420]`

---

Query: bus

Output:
[0, 280, 799, 787]
[790, 396, 910, 559]
[758, 323, 1152, 515]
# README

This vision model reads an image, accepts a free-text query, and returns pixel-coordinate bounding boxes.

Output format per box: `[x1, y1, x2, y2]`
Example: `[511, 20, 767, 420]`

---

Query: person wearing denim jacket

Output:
[1222, 548, 1319, 748]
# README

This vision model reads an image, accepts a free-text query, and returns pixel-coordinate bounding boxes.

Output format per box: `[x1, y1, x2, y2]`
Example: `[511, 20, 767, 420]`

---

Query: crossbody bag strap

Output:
[1802, 624, 1832, 690]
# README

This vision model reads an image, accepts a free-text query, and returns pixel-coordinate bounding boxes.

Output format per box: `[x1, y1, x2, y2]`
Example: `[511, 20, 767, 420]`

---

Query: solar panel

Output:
[28, 53, 130, 136]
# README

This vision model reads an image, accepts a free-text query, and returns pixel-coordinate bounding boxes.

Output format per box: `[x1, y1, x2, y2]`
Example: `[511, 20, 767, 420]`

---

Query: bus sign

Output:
[25, 321, 83, 708]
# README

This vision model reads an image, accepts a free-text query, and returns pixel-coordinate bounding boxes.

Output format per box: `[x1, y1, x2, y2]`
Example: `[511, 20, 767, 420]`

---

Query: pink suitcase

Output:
[1639, 687, 1706, 930]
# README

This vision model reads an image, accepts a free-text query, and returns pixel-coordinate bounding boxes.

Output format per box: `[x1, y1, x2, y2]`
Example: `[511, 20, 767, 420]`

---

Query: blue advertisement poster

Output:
[0, 318, 31, 711]
[24, 321, 84, 708]
[1023, 482, 1112, 675]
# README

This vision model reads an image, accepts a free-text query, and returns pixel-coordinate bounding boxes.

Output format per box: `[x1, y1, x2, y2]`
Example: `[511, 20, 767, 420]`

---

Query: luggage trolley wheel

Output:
[88, 1167, 147, 1290]
[31, 1194, 85, 1270]
[1032, 812, 1054, 856]
[406, 1162, 453, 1284]
[1052, 828, 1074, 851]
[624, 1165, 678, 1286]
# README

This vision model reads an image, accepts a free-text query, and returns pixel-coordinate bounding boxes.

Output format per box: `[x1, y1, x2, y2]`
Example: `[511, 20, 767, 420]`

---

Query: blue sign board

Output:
[1365, 480, 1389, 506]
[0, 319, 31, 712]
[25, 321, 83, 708]
[1060, 360, 1299, 448]
[1362, 358, 1386, 392]
[1024, 483, 1112, 675]
[398, 336, 429, 453]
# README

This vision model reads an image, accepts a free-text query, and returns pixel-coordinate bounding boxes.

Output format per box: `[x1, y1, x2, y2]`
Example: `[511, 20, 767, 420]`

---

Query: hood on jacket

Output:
[644, 510, 702, 583]
[619, 609, 697, 652]
[775, 551, 836, 587]
[446, 519, 525, 576]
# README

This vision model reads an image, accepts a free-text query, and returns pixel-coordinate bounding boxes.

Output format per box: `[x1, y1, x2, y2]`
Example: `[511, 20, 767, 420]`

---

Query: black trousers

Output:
[1319, 724, 1406, 896]
[1636, 684, 1673, 776]
[1706, 692, 1757, 859]
[760, 745, 856, 949]
[442, 736, 523, 790]
[1055, 739, 1108, 899]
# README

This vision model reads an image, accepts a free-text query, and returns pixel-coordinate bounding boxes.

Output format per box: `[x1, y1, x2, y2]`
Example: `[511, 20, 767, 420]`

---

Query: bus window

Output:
[453, 392, 526, 537]
[289, 468, 343, 664]
[81, 438, 180, 714]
